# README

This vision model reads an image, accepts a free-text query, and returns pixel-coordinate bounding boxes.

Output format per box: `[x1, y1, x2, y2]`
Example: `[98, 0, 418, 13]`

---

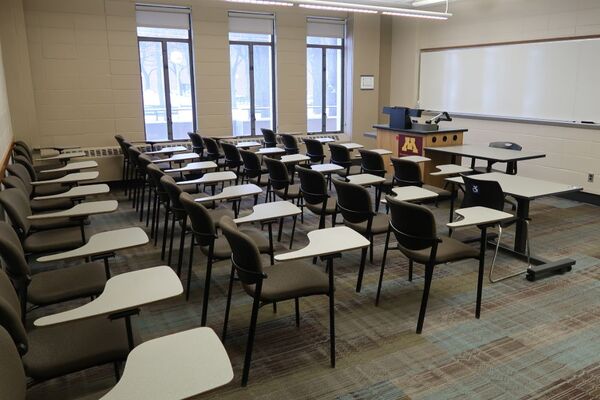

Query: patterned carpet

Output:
[24, 186, 600, 400]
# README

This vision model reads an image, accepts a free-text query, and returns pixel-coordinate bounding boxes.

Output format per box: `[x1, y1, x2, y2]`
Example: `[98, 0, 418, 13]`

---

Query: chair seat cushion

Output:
[345, 213, 389, 235]
[23, 317, 130, 381]
[203, 229, 270, 259]
[274, 184, 301, 199]
[209, 208, 236, 227]
[400, 236, 479, 264]
[306, 197, 337, 215]
[36, 171, 67, 181]
[248, 173, 269, 186]
[333, 165, 360, 178]
[30, 198, 74, 212]
[23, 228, 83, 253]
[30, 217, 82, 231]
[33, 183, 70, 197]
[243, 260, 329, 302]
[423, 184, 451, 198]
[28, 262, 106, 306]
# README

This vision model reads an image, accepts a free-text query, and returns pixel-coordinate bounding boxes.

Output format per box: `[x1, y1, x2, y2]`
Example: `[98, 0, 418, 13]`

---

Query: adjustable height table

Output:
[447, 173, 582, 281]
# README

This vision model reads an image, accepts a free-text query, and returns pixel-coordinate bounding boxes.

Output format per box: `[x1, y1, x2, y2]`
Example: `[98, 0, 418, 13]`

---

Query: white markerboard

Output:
[418, 38, 600, 123]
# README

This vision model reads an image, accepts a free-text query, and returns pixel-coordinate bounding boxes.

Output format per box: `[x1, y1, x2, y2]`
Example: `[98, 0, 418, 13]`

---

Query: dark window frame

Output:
[137, 24, 197, 141]
[307, 38, 345, 134]
[229, 36, 277, 137]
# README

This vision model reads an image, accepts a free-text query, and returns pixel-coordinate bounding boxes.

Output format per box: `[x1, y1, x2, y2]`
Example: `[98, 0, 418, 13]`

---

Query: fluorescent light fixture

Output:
[382, 11, 447, 20]
[225, 0, 293, 6]
[299, 4, 377, 13]
[413, 0, 447, 6]
[296, 1, 451, 19]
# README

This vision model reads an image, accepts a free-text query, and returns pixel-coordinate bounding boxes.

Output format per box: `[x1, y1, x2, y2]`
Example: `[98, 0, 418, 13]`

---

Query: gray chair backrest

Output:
[160, 175, 185, 215]
[386, 196, 437, 252]
[0, 326, 26, 400]
[6, 164, 34, 196]
[179, 192, 216, 246]
[219, 216, 264, 285]
[0, 189, 32, 237]
[0, 222, 32, 283]
[13, 156, 37, 181]
[1, 176, 32, 198]
[0, 268, 28, 355]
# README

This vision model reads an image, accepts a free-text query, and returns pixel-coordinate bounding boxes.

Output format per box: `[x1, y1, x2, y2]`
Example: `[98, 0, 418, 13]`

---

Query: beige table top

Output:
[27, 200, 117, 220]
[144, 146, 187, 155]
[314, 137, 335, 143]
[33, 184, 109, 200]
[446, 172, 582, 200]
[37, 227, 149, 263]
[370, 148, 393, 155]
[37, 151, 86, 161]
[40, 161, 98, 173]
[234, 201, 301, 224]
[236, 141, 261, 148]
[340, 142, 364, 150]
[196, 184, 262, 202]
[447, 206, 513, 228]
[431, 164, 473, 176]
[256, 147, 285, 155]
[164, 161, 218, 173]
[275, 226, 370, 261]
[280, 154, 311, 164]
[31, 171, 99, 186]
[153, 152, 199, 163]
[178, 171, 237, 186]
[347, 173, 386, 186]
[34, 266, 182, 327]
[381, 186, 439, 204]
[35, 145, 80, 151]
[399, 155, 431, 163]
[311, 163, 344, 173]
[100, 327, 233, 400]
[425, 144, 546, 163]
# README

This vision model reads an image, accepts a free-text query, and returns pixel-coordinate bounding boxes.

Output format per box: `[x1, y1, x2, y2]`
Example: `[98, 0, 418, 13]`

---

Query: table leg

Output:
[476, 227, 486, 319]
[268, 223, 274, 265]
[514, 198, 529, 253]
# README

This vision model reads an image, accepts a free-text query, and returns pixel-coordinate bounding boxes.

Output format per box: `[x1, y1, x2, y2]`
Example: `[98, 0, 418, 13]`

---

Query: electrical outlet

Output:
[588, 173, 594, 183]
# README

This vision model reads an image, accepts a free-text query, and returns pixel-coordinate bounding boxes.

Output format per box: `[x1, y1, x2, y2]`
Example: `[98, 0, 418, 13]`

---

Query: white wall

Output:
[390, 0, 600, 194]
[0, 39, 13, 164]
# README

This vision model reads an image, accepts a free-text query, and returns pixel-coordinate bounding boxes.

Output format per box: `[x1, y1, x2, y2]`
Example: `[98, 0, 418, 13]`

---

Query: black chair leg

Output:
[241, 288, 262, 387]
[149, 191, 156, 232]
[356, 247, 368, 292]
[376, 229, 391, 306]
[177, 218, 187, 276]
[139, 181, 146, 221]
[416, 263, 434, 334]
[161, 208, 170, 260]
[186, 236, 195, 301]
[201, 245, 214, 327]
[369, 235, 374, 263]
[295, 298, 300, 327]
[168, 214, 176, 266]
[408, 259, 413, 281]
[289, 215, 297, 249]
[222, 264, 235, 342]
[277, 217, 284, 242]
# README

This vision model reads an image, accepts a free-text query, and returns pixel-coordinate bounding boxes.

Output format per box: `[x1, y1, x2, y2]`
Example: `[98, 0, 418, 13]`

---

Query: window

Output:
[136, 5, 196, 141]
[307, 18, 345, 133]
[229, 12, 276, 136]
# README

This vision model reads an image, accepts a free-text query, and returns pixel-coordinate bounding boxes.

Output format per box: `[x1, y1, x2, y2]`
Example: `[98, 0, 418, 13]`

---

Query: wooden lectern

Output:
[373, 124, 468, 187]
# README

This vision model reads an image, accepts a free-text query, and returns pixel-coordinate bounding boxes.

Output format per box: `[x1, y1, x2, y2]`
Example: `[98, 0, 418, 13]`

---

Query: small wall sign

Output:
[360, 75, 375, 90]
